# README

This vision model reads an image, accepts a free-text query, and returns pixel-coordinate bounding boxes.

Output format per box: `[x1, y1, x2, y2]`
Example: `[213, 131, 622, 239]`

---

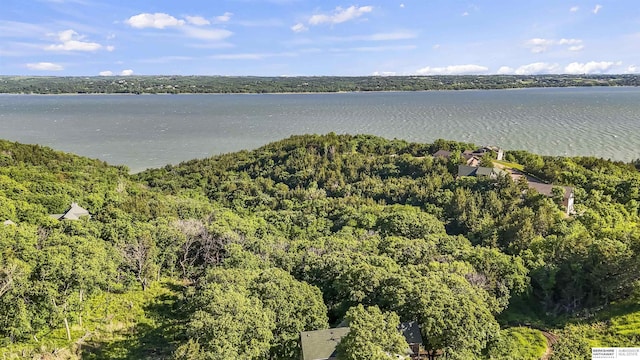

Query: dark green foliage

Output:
[335, 305, 408, 360]
[550, 325, 591, 360]
[180, 284, 275, 359]
[2, 134, 640, 358]
[1, 75, 639, 94]
[179, 267, 328, 359]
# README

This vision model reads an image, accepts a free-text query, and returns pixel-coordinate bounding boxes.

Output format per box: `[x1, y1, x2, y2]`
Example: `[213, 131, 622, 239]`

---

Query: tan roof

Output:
[300, 327, 349, 360]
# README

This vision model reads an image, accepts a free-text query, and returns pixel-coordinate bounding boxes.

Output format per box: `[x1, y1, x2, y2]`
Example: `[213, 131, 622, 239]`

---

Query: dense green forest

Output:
[1, 134, 640, 359]
[1, 74, 639, 94]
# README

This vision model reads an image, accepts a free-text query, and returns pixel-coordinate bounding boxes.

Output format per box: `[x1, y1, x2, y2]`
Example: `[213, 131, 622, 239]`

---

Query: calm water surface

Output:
[1, 87, 639, 172]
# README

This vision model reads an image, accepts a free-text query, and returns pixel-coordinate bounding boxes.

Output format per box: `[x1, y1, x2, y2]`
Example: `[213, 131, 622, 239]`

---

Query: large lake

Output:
[1, 87, 639, 172]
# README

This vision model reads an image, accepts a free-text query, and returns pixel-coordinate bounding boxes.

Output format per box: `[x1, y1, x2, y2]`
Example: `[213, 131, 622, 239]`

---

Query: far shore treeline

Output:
[1, 74, 639, 94]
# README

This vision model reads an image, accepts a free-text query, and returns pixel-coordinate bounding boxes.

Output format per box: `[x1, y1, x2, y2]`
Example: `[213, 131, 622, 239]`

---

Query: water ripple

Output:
[1, 87, 639, 172]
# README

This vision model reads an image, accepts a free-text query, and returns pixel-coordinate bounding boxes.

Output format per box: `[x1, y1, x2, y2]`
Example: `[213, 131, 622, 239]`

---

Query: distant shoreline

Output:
[1, 74, 638, 95]
[1, 85, 639, 96]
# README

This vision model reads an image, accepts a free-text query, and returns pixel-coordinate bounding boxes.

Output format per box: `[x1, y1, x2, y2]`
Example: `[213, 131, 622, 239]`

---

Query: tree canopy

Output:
[1, 134, 639, 358]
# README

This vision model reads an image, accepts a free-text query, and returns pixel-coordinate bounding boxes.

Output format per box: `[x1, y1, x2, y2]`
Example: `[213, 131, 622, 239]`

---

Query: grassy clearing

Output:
[548, 299, 640, 356]
[0, 280, 186, 360]
[493, 160, 525, 171]
[585, 300, 640, 347]
[487, 327, 547, 360]
[81, 280, 187, 360]
[499, 293, 640, 360]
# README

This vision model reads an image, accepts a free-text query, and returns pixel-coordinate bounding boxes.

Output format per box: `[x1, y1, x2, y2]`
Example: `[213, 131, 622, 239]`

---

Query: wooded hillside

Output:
[1, 134, 639, 359]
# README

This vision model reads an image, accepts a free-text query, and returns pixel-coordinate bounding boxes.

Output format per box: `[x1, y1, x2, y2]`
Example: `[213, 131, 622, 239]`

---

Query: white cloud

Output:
[185, 16, 210, 26]
[593, 4, 603, 14]
[497, 66, 515, 74]
[525, 38, 583, 53]
[46, 40, 101, 51]
[525, 38, 555, 53]
[570, 6, 579, 12]
[57, 29, 76, 42]
[559, 39, 584, 52]
[215, 12, 233, 23]
[373, 71, 397, 76]
[462, 11, 469, 16]
[99, 70, 113, 76]
[558, 38, 581, 45]
[121, 69, 134, 76]
[27, 62, 63, 71]
[416, 64, 489, 75]
[291, 23, 308, 33]
[125, 12, 233, 41]
[399, 3, 405, 8]
[514, 62, 560, 75]
[45, 29, 104, 52]
[182, 26, 233, 40]
[308, 5, 373, 25]
[126, 13, 185, 29]
[564, 61, 618, 74]
[432, 44, 440, 50]
[627, 65, 638, 73]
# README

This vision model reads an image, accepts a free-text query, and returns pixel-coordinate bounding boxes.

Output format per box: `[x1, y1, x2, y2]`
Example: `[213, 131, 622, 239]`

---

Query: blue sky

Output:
[2, 0, 639, 76]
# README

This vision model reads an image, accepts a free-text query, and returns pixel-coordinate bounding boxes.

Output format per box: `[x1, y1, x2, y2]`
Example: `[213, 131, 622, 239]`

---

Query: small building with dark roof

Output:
[398, 321, 424, 358]
[432, 150, 452, 159]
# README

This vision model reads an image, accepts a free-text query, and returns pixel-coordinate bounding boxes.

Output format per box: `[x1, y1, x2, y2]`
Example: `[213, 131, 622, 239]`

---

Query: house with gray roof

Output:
[458, 165, 507, 179]
[526, 182, 575, 215]
[434, 146, 502, 167]
[433, 149, 480, 167]
[50, 202, 91, 221]
[432, 150, 452, 159]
